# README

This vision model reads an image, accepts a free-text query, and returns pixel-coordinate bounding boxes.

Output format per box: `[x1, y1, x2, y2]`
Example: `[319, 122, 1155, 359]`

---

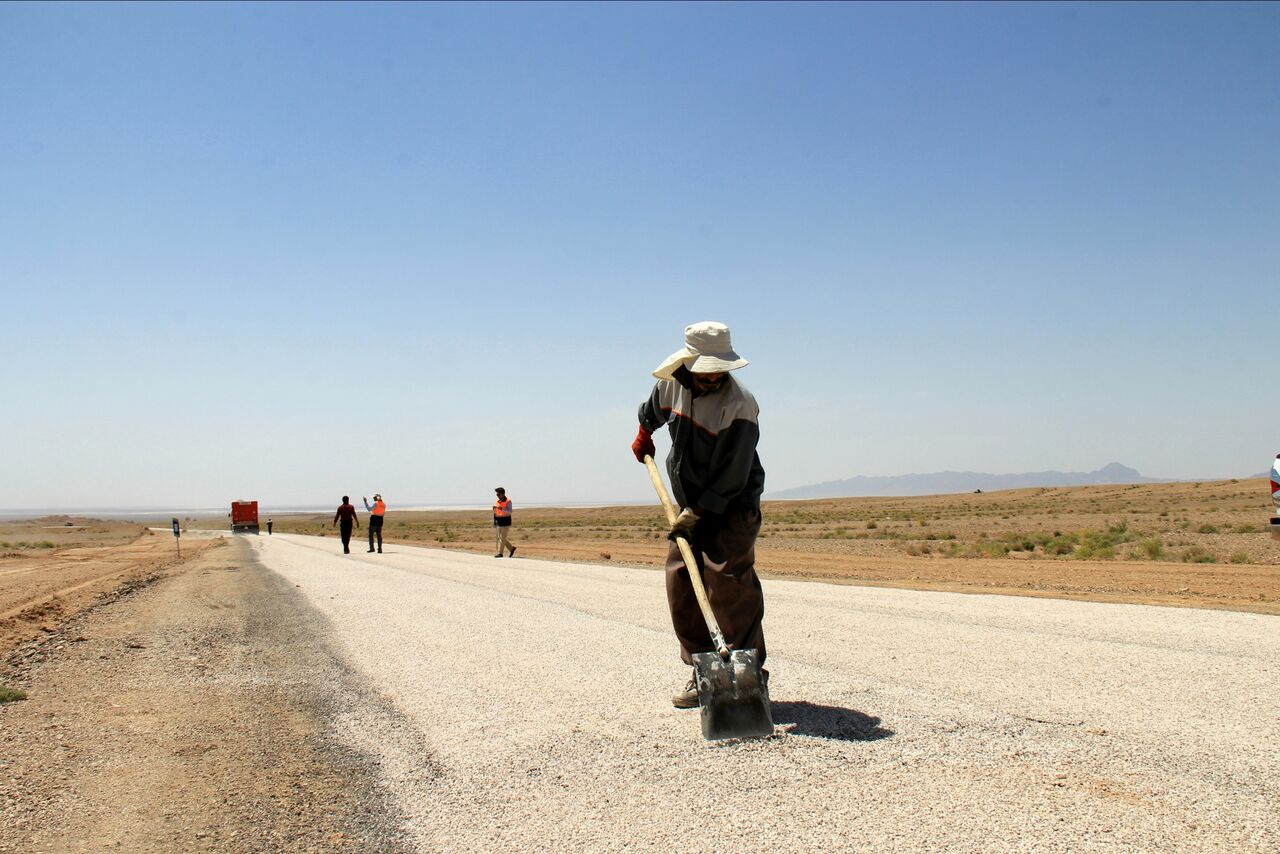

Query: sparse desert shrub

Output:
[1180, 546, 1216, 564]
[1230, 551, 1251, 565]
[0, 686, 26, 703]
[1074, 540, 1115, 560]
[1137, 538, 1165, 560]
[1029, 530, 1079, 556]
[965, 539, 1012, 558]
[1232, 525, 1259, 534]
[866, 521, 877, 530]
[999, 533, 1036, 552]
[1197, 524, 1219, 534]
[905, 543, 931, 556]
[1073, 522, 1134, 560]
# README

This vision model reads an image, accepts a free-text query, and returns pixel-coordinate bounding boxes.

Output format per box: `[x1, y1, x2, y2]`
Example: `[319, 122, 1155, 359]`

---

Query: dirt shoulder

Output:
[0, 519, 209, 656]
[0, 537, 411, 853]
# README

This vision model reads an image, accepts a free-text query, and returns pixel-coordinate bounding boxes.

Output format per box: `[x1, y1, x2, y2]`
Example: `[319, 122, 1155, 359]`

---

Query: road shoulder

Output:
[0, 537, 412, 853]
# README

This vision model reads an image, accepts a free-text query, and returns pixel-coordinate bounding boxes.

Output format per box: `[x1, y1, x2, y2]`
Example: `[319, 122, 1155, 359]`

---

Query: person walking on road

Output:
[333, 496, 360, 554]
[266, 518, 273, 535]
[493, 487, 516, 558]
[364, 493, 386, 553]
[632, 321, 767, 709]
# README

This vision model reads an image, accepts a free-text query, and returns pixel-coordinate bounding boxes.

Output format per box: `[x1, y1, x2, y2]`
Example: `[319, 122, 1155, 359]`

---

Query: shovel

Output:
[644, 455, 773, 741]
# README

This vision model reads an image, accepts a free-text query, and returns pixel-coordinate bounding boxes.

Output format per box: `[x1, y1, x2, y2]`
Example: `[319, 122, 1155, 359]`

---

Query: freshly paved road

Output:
[252, 533, 1279, 852]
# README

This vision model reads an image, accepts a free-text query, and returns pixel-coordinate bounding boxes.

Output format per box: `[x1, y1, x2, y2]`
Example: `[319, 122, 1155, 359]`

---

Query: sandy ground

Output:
[0, 519, 212, 655]
[0, 536, 410, 853]
[260, 478, 1280, 615]
[249, 534, 1279, 852]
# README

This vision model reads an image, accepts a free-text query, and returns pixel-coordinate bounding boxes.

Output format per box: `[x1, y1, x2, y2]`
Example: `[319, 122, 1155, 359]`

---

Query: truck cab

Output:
[1271, 456, 1280, 541]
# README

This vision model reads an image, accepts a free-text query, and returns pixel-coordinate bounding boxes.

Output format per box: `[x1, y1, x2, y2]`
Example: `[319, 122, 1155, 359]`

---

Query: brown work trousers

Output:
[665, 505, 766, 666]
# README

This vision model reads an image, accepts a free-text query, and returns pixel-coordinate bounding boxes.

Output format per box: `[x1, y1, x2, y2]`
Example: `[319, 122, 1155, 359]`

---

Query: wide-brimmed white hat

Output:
[652, 321, 749, 380]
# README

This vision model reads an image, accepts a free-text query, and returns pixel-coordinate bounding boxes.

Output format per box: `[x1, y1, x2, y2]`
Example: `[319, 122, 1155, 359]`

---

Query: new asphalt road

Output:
[251, 534, 1279, 852]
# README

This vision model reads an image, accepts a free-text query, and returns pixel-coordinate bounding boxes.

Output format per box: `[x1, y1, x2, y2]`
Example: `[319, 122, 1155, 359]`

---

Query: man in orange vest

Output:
[363, 493, 386, 553]
[493, 487, 516, 558]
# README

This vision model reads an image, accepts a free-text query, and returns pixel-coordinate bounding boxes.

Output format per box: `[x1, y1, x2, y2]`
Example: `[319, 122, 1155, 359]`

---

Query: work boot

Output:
[672, 672, 699, 709]
[367, 549, 375, 553]
[508, 546, 516, 558]
[494, 553, 502, 558]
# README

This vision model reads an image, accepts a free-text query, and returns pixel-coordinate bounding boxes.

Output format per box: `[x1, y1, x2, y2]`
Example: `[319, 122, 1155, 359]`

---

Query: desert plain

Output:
[267, 477, 1279, 614]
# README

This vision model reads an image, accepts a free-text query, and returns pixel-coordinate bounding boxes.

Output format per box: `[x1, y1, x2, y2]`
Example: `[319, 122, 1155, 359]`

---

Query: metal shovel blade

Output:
[692, 648, 773, 741]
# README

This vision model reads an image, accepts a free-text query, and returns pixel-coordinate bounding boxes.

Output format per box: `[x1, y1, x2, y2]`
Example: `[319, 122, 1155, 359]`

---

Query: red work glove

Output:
[631, 425, 656, 463]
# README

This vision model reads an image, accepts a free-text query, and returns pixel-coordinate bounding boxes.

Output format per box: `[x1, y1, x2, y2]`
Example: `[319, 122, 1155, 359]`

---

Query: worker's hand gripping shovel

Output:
[644, 456, 773, 741]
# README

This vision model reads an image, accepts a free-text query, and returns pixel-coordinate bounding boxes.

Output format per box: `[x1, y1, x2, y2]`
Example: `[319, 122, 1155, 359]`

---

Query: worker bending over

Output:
[633, 321, 767, 708]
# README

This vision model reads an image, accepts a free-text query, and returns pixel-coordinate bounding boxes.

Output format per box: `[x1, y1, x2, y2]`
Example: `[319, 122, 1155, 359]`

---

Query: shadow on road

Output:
[771, 701, 894, 742]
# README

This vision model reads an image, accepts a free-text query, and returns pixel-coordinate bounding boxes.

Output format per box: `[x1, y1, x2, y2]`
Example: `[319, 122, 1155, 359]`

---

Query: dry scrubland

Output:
[263, 479, 1280, 615]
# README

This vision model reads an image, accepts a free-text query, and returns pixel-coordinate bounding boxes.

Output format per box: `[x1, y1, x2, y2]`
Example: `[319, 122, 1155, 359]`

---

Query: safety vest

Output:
[493, 498, 512, 518]
[372, 500, 386, 516]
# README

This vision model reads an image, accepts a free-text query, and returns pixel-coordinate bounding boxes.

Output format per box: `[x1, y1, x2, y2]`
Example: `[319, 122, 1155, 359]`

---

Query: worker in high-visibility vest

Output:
[363, 493, 386, 553]
[493, 487, 516, 558]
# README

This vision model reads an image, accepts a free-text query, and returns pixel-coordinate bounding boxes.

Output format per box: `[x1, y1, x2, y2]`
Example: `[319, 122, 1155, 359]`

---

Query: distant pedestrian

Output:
[364, 493, 385, 553]
[267, 518, 273, 535]
[493, 487, 516, 558]
[333, 496, 360, 554]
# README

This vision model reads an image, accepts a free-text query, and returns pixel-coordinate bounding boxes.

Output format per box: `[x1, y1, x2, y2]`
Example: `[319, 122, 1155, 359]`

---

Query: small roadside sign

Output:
[172, 517, 181, 556]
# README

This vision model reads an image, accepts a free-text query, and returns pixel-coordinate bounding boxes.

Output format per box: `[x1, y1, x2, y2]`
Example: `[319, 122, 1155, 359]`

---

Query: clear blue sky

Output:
[2, 2, 1276, 510]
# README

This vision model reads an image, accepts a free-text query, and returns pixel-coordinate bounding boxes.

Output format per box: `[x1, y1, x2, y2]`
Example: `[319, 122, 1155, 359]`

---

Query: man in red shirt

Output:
[333, 496, 360, 554]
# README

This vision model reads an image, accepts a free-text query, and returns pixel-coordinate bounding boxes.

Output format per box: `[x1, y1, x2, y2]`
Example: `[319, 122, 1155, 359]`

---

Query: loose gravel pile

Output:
[258, 534, 1280, 852]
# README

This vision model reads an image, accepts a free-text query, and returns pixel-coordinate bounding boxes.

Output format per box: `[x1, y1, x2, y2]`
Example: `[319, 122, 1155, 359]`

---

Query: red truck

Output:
[230, 500, 260, 534]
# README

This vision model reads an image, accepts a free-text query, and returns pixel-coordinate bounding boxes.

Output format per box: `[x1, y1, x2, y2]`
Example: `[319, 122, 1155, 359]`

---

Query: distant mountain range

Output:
[766, 462, 1166, 500]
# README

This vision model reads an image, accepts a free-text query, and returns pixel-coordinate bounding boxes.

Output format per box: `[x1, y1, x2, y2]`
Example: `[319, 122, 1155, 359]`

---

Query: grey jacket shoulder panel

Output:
[650, 376, 758, 435]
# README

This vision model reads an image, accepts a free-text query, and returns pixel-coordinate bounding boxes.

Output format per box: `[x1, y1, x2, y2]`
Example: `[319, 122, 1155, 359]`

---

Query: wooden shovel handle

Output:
[644, 456, 729, 658]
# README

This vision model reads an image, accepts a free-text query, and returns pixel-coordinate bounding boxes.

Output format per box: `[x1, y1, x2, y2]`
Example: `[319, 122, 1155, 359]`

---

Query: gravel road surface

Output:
[256, 534, 1279, 852]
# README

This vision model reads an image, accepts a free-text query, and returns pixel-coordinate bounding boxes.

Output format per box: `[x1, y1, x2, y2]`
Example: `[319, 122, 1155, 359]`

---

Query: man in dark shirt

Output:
[333, 496, 360, 554]
[632, 321, 767, 709]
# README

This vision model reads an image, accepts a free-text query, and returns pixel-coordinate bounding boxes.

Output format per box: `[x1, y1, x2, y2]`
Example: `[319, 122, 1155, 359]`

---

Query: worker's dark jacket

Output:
[638, 368, 765, 514]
